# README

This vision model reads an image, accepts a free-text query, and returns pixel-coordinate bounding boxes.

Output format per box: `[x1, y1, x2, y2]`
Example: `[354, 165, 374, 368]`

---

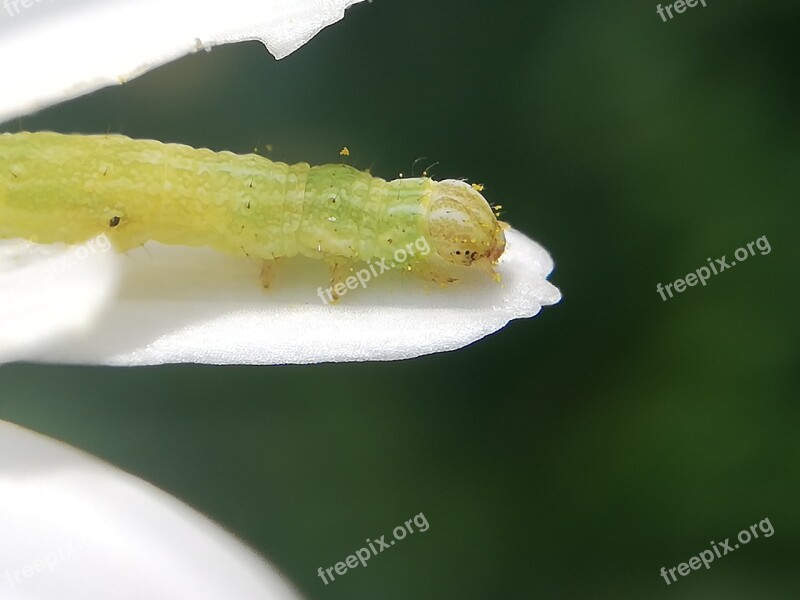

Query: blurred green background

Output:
[1, 0, 798, 597]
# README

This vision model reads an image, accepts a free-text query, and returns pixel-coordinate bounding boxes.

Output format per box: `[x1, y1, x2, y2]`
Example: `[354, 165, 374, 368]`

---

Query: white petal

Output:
[0, 237, 120, 364]
[0, 0, 364, 123]
[0, 419, 302, 600]
[0, 229, 560, 366]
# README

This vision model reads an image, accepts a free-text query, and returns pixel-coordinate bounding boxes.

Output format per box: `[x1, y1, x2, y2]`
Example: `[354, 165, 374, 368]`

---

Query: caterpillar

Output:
[0, 132, 506, 295]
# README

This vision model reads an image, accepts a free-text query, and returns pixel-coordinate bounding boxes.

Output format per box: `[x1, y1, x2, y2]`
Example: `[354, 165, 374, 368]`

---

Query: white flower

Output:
[0, 229, 560, 365]
[0, 419, 303, 600]
[0, 0, 365, 123]
[0, 0, 560, 365]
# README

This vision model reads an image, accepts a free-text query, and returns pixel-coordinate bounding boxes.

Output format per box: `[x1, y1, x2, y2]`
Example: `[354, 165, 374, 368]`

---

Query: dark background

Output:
[1, 0, 798, 597]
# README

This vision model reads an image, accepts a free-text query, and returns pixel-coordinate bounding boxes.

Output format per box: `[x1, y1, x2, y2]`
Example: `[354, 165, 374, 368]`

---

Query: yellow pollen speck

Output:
[471, 183, 485, 192]
[339, 147, 350, 156]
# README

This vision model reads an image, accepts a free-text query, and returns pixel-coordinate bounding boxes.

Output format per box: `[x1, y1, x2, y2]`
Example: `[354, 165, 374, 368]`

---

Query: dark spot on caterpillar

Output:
[246, 200, 251, 209]
[387, 238, 393, 244]
[109, 216, 121, 228]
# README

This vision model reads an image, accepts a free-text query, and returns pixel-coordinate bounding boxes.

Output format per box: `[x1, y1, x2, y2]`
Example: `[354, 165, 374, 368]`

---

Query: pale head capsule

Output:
[425, 179, 507, 276]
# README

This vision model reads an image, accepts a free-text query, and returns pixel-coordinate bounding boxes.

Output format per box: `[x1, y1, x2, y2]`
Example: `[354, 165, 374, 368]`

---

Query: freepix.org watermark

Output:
[316, 512, 429, 585]
[3, 0, 54, 18]
[660, 517, 774, 585]
[656, 234, 770, 302]
[3, 543, 79, 588]
[656, 0, 707, 23]
[3, 233, 113, 288]
[316, 235, 431, 304]
[18, 233, 113, 283]
[42, 233, 112, 274]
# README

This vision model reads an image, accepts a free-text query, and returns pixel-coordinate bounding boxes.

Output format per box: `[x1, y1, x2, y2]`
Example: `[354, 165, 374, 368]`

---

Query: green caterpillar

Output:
[0, 132, 506, 293]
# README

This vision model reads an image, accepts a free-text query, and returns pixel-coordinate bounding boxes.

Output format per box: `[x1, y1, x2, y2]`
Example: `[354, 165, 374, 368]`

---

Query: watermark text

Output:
[660, 516, 774, 585]
[657, 0, 707, 22]
[656, 234, 770, 301]
[317, 512, 429, 585]
[317, 235, 431, 304]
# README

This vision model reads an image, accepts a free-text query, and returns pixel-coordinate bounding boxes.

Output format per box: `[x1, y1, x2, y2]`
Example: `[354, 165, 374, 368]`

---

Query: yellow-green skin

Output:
[0, 132, 505, 273]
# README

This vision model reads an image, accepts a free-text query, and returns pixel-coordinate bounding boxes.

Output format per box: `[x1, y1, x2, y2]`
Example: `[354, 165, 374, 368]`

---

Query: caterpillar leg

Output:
[259, 259, 279, 289]
[411, 260, 501, 286]
[316, 258, 358, 304]
[408, 262, 459, 287]
[478, 261, 503, 283]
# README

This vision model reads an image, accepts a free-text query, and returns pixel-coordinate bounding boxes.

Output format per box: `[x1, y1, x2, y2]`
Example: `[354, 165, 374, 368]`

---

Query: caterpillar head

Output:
[427, 180, 506, 275]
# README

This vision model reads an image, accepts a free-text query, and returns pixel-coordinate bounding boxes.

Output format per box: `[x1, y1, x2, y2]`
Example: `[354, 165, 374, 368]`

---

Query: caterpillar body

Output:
[0, 132, 506, 290]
